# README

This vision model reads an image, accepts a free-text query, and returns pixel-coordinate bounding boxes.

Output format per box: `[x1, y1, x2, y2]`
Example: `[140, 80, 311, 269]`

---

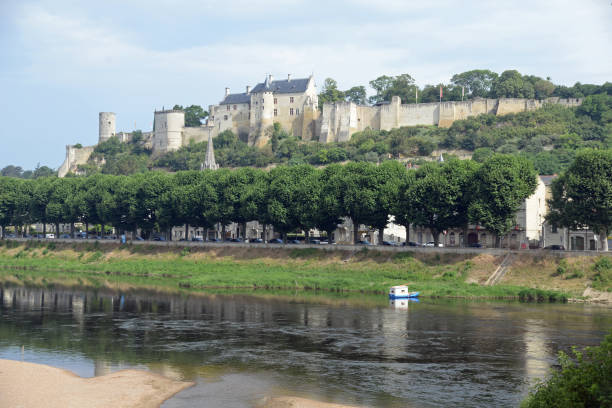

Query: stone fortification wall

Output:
[57, 145, 96, 177]
[319, 97, 582, 142]
[182, 127, 211, 145]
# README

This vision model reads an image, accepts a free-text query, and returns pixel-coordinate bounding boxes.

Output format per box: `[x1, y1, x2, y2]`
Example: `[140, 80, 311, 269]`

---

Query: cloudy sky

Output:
[0, 0, 610, 170]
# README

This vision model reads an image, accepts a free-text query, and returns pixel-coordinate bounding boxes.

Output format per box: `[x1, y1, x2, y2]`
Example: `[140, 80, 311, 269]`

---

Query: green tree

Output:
[369, 74, 416, 104]
[450, 69, 498, 98]
[318, 78, 345, 110]
[533, 79, 555, 99]
[266, 166, 300, 241]
[173, 104, 208, 127]
[338, 162, 380, 244]
[0, 177, 22, 237]
[490, 70, 535, 99]
[468, 154, 538, 246]
[316, 164, 344, 240]
[369, 160, 406, 244]
[547, 149, 612, 251]
[577, 94, 612, 124]
[408, 159, 477, 246]
[344, 86, 367, 105]
[1, 165, 24, 178]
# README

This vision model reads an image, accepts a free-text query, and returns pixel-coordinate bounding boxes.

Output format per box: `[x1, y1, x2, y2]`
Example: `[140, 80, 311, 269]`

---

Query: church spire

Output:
[201, 130, 219, 170]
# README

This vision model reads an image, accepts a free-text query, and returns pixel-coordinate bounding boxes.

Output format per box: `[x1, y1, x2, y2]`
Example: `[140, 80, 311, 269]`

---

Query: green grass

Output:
[0, 242, 572, 302]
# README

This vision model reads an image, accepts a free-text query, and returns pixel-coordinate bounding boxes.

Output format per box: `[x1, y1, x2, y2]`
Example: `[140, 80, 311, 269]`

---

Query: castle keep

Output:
[57, 74, 583, 177]
[207, 74, 319, 146]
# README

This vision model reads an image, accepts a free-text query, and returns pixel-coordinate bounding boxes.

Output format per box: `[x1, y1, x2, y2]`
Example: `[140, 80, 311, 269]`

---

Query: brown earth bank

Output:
[0, 359, 193, 408]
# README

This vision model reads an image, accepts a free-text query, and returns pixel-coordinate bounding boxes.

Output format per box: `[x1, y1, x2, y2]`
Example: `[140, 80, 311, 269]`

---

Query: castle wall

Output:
[58, 145, 96, 177]
[397, 102, 439, 127]
[320, 97, 583, 142]
[182, 127, 210, 145]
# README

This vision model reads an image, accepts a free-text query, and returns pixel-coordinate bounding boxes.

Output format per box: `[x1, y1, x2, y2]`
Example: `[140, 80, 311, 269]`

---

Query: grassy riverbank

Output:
[0, 240, 610, 302]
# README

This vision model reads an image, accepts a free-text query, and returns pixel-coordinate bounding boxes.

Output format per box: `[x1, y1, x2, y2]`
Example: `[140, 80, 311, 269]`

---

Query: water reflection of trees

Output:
[1, 285, 610, 407]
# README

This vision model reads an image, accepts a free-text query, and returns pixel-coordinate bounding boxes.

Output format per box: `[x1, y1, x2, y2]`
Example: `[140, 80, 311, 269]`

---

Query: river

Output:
[0, 284, 610, 407]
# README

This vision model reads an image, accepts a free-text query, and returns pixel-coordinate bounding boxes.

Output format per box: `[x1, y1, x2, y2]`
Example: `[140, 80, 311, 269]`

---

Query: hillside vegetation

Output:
[76, 93, 611, 176]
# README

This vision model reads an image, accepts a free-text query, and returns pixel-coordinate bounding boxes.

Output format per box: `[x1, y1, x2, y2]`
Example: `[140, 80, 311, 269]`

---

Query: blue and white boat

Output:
[389, 285, 419, 299]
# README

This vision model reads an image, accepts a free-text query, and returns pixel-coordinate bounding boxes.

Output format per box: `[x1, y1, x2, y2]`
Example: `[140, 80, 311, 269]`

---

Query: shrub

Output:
[553, 259, 568, 277]
[592, 257, 612, 291]
[521, 329, 612, 408]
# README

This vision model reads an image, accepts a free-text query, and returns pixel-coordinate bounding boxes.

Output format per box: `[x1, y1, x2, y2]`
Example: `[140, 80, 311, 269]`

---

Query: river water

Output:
[0, 284, 610, 408]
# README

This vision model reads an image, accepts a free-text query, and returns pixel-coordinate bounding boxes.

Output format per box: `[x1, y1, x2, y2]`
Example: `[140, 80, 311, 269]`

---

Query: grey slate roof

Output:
[251, 78, 310, 94]
[220, 93, 251, 105]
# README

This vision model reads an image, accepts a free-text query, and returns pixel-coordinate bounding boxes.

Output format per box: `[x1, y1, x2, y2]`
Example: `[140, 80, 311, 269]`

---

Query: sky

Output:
[0, 0, 610, 170]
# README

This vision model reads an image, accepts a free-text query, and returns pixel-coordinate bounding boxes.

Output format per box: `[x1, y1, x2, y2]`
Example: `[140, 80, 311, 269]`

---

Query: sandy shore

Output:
[0, 359, 193, 408]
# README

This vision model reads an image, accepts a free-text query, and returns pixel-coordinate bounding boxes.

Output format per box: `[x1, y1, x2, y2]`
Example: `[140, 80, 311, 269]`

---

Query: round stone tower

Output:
[153, 109, 185, 154]
[99, 112, 116, 143]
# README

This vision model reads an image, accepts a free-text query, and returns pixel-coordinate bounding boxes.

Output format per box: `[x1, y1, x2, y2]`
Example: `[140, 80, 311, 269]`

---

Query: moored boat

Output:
[388, 285, 419, 299]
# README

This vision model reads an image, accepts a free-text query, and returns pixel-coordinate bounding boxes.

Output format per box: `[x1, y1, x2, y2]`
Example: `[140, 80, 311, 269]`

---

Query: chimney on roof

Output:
[287, 74, 291, 82]
[225, 87, 230, 97]
[246, 85, 251, 94]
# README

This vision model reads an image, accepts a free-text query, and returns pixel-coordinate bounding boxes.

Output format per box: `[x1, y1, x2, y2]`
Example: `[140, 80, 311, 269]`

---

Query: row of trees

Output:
[320, 69, 611, 106]
[0, 155, 538, 246]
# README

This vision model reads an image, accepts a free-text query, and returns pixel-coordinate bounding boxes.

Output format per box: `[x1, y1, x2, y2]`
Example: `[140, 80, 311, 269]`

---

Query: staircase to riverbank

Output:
[485, 253, 514, 286]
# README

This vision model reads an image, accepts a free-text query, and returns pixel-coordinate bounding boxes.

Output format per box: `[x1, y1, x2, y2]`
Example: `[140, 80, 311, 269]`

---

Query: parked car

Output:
[382, 240, 398, 246]
[288, 239, 301, 244]
[250, 238, 263, 244]
[357, 240, 372, 245]
[152, 236, 166, 241]
[309, 239, 321, 244]
[135, 236, 145, 241]
[469, 242, 483, 248]
[59, 234, 71, 239]
[230, 238, 243, 243]
[544, 244, 565, 250]
[424, 241, 443, 247]
[402, 241, 419, 247]
[319, 240, 329, 245]
[45, 233, 55, 239]
[208, 237, 222, 242]
[5, 233, 17, 238]
[191, 236, 204, 242]
[269, 238, 283, 244]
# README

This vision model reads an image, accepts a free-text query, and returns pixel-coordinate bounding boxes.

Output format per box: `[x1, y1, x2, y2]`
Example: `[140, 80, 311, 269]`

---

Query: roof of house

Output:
[251, 77, 310, 94]
[220, 93, 251, 105]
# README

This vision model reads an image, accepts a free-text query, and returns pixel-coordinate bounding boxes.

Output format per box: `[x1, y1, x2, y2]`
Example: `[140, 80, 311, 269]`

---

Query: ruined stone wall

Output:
[57, 145, 96, 177]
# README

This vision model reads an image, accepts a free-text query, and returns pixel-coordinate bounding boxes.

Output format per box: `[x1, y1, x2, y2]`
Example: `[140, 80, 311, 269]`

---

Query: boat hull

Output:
[389, 291, 419, 299]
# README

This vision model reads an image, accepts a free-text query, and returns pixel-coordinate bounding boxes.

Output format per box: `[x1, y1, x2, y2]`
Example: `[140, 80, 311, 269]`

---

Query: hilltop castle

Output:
[58, 74, 582, 176]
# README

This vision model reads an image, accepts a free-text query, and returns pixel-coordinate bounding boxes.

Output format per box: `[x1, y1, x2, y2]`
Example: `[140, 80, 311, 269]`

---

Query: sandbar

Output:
[0, 359, 193, 408]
